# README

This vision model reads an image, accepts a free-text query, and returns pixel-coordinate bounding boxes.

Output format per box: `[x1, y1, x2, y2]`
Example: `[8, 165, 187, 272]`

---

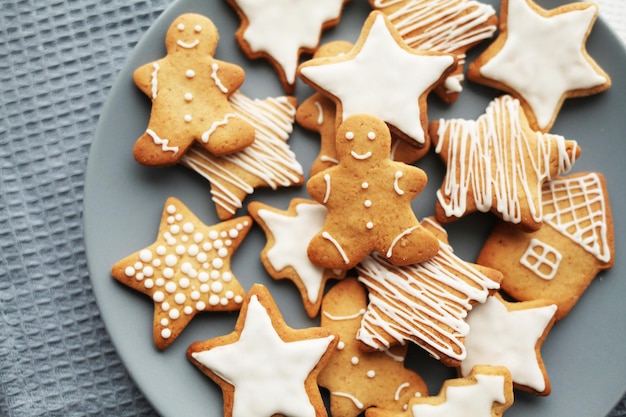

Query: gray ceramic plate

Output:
[84, 0, 626, 416]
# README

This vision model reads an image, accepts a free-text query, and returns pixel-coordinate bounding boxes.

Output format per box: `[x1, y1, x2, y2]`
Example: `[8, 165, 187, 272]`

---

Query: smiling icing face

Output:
[336, 114, 391, 166]
[166, 14, 218, 55]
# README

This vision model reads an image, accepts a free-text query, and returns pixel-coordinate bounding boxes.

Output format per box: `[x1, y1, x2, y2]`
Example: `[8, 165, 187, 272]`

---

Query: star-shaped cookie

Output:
[248, 198, 346, 318]
[430, 94, 581, 232]
[187, 284, 337, 417]
[460, 293, 557, 395]
[356, 217, 502, 367]
[298, 11, 456, 147]
[179, 92, 304, 220]
[365, 365, 513, 417]
[370, 0, 498, 103]
[468, 0, 611, 132]
[318, 278, 428, 417]
[111, 197, 251, 350]
[226, 0, 348, 93]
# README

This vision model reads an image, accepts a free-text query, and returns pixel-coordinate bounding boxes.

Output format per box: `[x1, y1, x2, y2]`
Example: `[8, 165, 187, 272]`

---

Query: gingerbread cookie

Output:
[356, 217, 502, 367]
[365, 365, 513, 417]
[179, 92, 304, 220]
[461, 293, 557, 395]
[111, 197, 251, 350]
[430, 95, 581, 232]
[296, 41, 430, 177]
[318, 278, 428, 417]
[248, 198, 346, 318]
[298, 11, 457, 147]
[306, 114, 440, 270]
[467, 0, 611, 132]
[132, 13, 256, 166]
[370, 0, 498, 103]
[187, 284, 337, 417]
[477, 172, 615, 320]
[226, 0, 349, 93]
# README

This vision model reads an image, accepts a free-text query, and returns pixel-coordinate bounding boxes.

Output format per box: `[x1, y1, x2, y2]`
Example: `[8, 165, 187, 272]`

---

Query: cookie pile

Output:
[111, 1, 616, 416]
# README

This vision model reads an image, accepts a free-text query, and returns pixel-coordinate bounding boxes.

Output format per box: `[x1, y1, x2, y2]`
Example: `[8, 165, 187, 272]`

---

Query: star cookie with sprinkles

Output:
[226, 0, 349, 93]
[111, 197, 251, 350]
[430, 95, 581, 232]
[298, 11, 457, 147]
[306, 114, 440, 270]
[132, 13, 255, 166]
[318, 278, 428, 417]
[248, 198, 346, 318]
[461, 294, 557, 395]
[187, 284, 337, 417]
[467, 0, 611, 132]
[365, 365, 513, 417]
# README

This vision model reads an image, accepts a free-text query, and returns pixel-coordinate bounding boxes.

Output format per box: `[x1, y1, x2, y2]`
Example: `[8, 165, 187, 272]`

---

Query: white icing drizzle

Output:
[541, 173, 611, 263]
[322, 231, 350, 265]
[331, 392, 364, 410]
[314, 101, 324, 125]
[351, 151, 372, 160]
[356, 247, 500, 359]
[393, 171, 405, 195]
[177, 39, 200, 49]
[150, 62, 159, 99]
[180, 93, 302, 216]
[385, 225, 419, 258]
[323, 308, 366, 321]
[320, 155, 339, 164]
[323, 174, 331, 204]
[394, 382, 411, 401]
[145, 128, 179, 154]
[383, 349, 405, 362]
[435, 95, 577, 224]
[520, 238, 562, 280]
[201, 114, 237, 144]
[211, 62, 229, 94]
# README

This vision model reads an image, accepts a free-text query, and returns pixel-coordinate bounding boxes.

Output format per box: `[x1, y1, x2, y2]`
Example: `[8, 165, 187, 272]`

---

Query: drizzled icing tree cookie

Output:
[132, 14, 255, 166]
[111, 197, 251, 350]
[355, 218, 502, 367]
[430, 95, 581, 232]
[370, 0, 498, 103]
[318, 278, 428, 417]
[306, 114, 440, 270]
[467, 0, 611, 132]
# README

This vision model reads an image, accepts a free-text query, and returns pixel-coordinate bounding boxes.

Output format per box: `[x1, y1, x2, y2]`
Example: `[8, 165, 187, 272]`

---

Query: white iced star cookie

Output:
[226, 0, 348, 93]
[132, 14, 256, 166]
[467, 0, 611, 132]
[187, 284, 337, 417]
[460, 293, 557, 395]
[298, 11, 456, 147]
[248, 198, 346, 318]
[111, 197, 251, 350]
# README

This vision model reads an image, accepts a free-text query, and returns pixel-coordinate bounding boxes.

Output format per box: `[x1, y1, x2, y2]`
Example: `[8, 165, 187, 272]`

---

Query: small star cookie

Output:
[370, 0, 498, 103]
[461, 294, 557, 395]
[187, 284, 337, 417]
[365, 365, 513, 417]
[298, 11, 456, 147]
[111, 197, 251, 350]
[467, 0, 611, 132]
[356, 217, 502, 367]
[318, 278, 428, 417]
[180, 92, 304, 220]
[306, 114, 440, 270]
[248, 198, 346, 318]
[430, 95, 581, 232]
[226, 0, 349, 93]
[133, 13, 255, 166]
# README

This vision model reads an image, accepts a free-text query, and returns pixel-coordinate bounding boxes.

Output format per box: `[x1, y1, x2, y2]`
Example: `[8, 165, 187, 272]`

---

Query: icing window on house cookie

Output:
[520, 238, 562, 281]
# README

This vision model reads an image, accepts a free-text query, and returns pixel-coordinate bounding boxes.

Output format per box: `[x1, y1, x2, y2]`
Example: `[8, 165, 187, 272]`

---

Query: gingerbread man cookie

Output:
[306, 114, 439, 270]
[132, 13, 256, 166]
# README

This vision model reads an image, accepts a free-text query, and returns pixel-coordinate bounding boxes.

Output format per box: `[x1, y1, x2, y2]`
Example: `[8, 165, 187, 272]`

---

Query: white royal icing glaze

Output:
[234, 0, 346, 85]
[211, 63, 229, 94]
[461, 296, 557, 393]
[150, 62, 159, 99]
[145, 128, 179, 155]
[300, 12, 455, 145]
[356, 245, 500, 360]
[256, 202, 328, 304]
[332, 391, 364, 410]
[322, 231, 350, 265]
[520, 238, 562, 280]
[191, 294, 335, 417]
[435, 95, 577, 224]
[478, 0, 607, 130]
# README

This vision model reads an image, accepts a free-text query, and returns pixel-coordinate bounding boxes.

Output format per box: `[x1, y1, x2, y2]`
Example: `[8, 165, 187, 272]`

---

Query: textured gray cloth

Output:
[0, 0, 624, 416]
